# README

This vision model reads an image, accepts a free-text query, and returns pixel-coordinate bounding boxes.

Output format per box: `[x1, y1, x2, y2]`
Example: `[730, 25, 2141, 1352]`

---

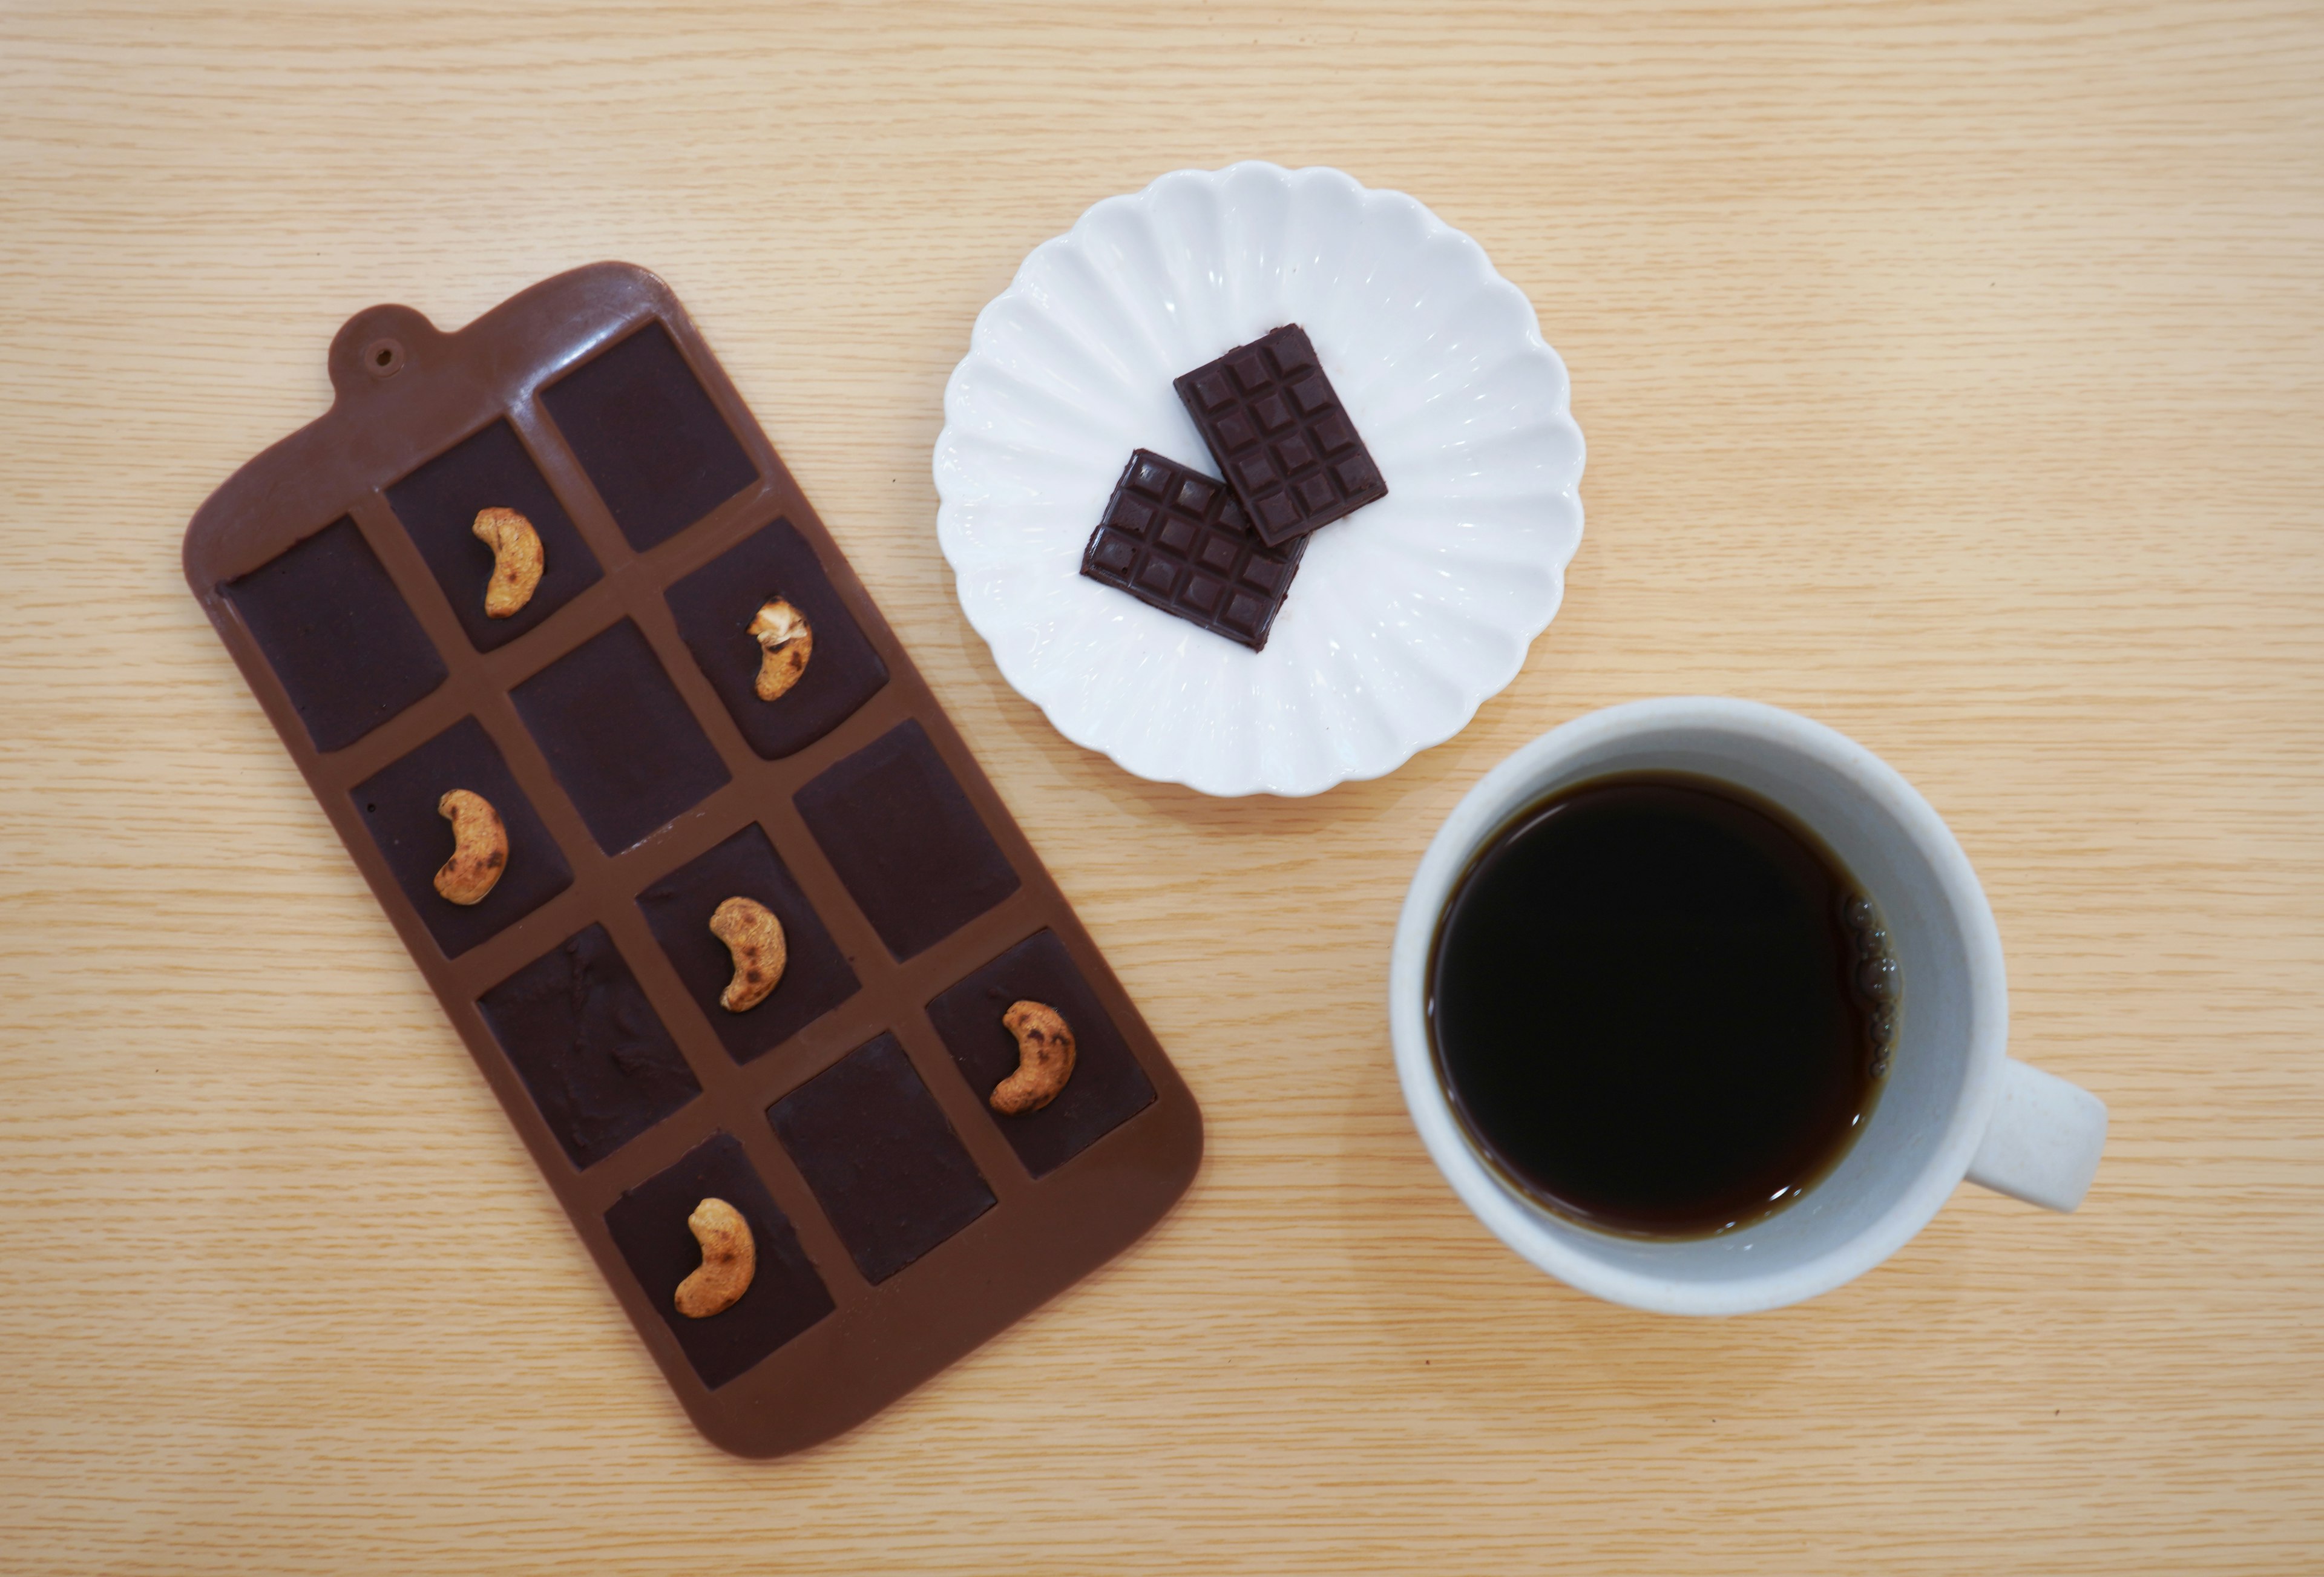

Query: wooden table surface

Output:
[4, 3, 2319, 1572]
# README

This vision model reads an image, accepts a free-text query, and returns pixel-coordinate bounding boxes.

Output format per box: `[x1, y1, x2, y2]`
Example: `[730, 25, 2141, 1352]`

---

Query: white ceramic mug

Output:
[1389, 697, 2107, 1314]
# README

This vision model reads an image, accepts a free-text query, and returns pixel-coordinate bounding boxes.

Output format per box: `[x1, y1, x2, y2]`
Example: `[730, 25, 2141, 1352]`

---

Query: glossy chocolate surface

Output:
[1174, 323, 1386, 546]
[1080, 448, 1307, 651]
[181, 264, 1201, 1457]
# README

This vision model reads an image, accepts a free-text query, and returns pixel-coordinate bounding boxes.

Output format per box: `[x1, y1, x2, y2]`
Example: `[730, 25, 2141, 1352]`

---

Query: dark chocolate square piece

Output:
[926, 930, 1157, 1179]
[476, 924, 701, 1170]
[508, 618, 731, 854]
[540, 321, 759, 553]
[664, 518, 889, 761]
[767, 1034, 996, 1284]
[635, 824, 860, 1064]
[221, 516, 447, 752]
[350, 716, 574, 959]
[1078, 448, 1308, 652]
[1173, 324, 1386, 547]
[603, 1132, 835, 1389]
[384, 419, 603, 652]
[793, 721, 1019, 961]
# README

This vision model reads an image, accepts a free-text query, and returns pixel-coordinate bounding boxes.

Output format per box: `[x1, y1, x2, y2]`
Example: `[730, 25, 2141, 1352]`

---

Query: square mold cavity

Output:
[926, 930, 1157, 1178]
[221, 516, 446, 752]
[665, 519, 890, 759]
[767, 1034, 996, 1284]
[384, 419, 603, 651]
[793, 721, 1020, 961]
[350, 716, 573, 958]
[635, 824, 860, 1064]
[509, 618, 732, 854]
[602, 1132, 835, 1388]
[540, 321, 759, 552]
[476, 923, 701, 1169]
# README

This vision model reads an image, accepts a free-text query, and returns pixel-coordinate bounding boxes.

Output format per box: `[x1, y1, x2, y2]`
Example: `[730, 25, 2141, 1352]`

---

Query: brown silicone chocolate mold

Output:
[182, 262, 1203, 1458]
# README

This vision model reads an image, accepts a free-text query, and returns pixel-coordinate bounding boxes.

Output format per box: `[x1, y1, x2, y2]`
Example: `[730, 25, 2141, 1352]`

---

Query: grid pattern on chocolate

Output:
[1079, 449, 1308, 652]
[1173, 324, 1386, 548]
[181, 263, 1201, 1460]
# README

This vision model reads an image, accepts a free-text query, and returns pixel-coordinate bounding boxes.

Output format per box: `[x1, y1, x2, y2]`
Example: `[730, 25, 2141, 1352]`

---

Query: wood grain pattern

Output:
[1, 2, 2318, 1571]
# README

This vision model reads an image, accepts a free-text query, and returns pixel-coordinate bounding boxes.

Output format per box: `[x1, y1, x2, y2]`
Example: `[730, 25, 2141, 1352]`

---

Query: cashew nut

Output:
[471, 507, 545, 618]
[748, 597, 813, 701]
[991, 1000, 1076, 1115]
[708, 896, 787, 1012]
[432, 788, 507, 905]
[673, 1197, 755, 1319]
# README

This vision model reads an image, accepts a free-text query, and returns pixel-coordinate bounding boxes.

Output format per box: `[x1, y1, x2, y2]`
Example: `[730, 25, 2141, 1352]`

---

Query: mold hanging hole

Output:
[364, 338, 405, 379]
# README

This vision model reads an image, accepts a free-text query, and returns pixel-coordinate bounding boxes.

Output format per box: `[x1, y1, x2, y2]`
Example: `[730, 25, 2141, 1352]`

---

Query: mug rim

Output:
[1388, 697, 2010, 1314]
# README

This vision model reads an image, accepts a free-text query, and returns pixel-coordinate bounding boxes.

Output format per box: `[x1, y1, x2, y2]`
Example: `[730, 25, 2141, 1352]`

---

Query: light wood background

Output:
[3, 2, 2319, 1572]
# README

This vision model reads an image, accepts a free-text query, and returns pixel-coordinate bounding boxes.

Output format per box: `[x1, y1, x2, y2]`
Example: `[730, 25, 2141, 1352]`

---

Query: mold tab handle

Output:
[1967, 1059, 2108, 1211]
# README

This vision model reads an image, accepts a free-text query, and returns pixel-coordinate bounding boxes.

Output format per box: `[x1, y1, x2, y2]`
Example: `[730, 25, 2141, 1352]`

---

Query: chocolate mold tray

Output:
[182, 263, 1203, 1458]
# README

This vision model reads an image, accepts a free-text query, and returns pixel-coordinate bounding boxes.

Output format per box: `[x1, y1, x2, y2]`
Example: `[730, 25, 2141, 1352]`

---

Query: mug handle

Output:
[1966, 1059, 2109, 1211]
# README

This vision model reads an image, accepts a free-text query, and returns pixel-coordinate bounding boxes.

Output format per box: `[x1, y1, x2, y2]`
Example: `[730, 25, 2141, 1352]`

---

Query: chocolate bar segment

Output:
[477, 925, 702, 1170]
[350, 716, 574, 959]
[768, 1035, 997, 1284]
[540, 320, 759, 552]
[384, 419, 603, 652]
[222, 516, 447, 752]
[635, 823, 859, 1065]
[927, 930, 1157, 1179]
[665, 518, 890, 759]
[793, 720, 1021, 961]
[508, 618, 732, 854]
[1173, 324, 1385, 547]
[603, 1132, 836, 1389]
[1080, 449, 1307, 652]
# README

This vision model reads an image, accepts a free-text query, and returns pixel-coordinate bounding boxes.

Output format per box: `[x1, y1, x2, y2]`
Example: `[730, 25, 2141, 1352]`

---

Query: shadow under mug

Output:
[1389, 697, 2107, 1315]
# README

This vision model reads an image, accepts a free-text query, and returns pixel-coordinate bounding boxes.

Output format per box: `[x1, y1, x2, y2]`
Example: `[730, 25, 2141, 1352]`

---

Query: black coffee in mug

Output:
[1427, 772, 1897, 1237]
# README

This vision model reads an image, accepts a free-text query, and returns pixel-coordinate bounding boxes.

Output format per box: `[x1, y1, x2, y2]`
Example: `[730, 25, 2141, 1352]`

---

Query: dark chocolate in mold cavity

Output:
[508, 618, 731, 854]
[350, 716, 574, 959]
[1174, 324, 1386, 548]
[384, 418, 602, 651]
[1080, 448, 1308, 652]
[927, 930, 1157, 1179]
[540, 320, 759, 553]
[665, 517, 890, 759]
[477, 923, 702, 1170]
[183, 265, 1203, 1459]
[603, 1132, 835, 1389]
[793, 720, 1020, 962]
[221, 516, 447, 752]
[767, 1035, 997, 1285]
[635, 823, 859, 1065]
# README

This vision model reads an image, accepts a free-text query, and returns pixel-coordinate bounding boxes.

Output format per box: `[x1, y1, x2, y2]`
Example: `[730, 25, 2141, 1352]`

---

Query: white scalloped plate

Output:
[934, 162, 1584, 798]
